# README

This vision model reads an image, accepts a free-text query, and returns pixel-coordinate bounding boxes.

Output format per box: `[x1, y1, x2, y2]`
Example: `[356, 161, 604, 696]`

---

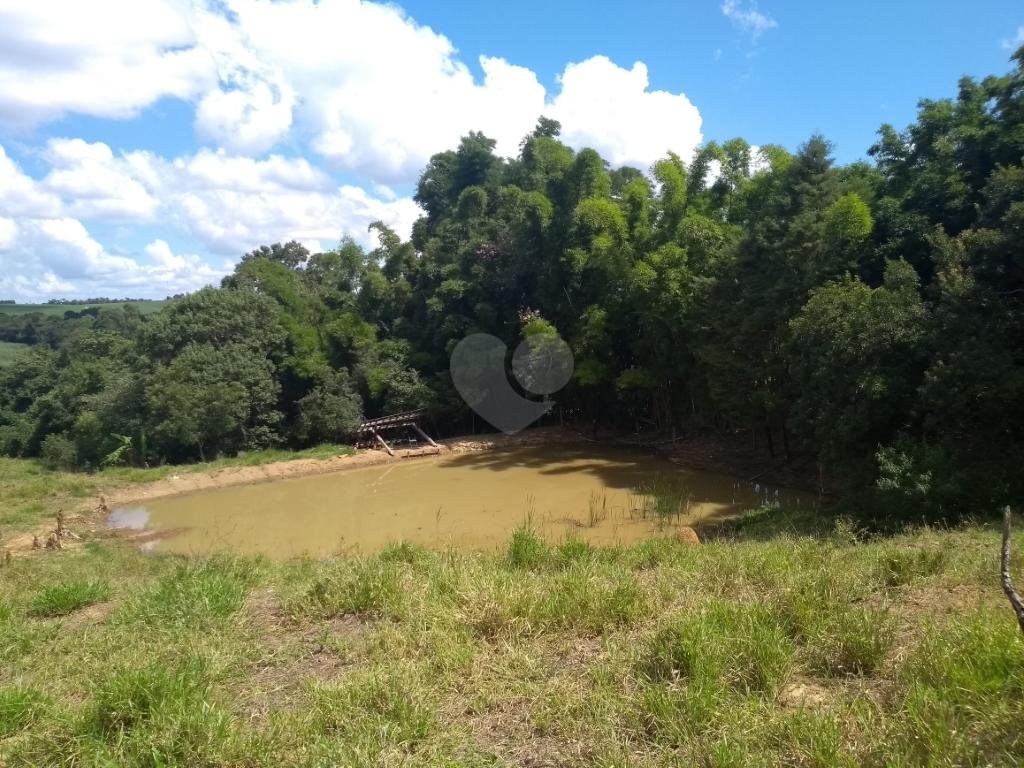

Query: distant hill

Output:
[0, 300, 168, 317]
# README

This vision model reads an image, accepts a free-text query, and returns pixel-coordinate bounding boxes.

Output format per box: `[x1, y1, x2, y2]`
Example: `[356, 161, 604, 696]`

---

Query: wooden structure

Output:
[352, 409, 439, 456]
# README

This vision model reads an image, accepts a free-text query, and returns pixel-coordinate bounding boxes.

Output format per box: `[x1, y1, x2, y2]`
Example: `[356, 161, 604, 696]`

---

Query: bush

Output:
[39, 434, 76, 471]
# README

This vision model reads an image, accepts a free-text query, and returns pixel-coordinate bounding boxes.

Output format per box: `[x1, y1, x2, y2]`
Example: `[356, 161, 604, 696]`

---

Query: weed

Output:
[876, 545, 948, 587]
[507, 525, 549, 569]
[29, 579, 110, 617]
[638, 602, 794, 695]
[121, 557, 261, 627]
[0, 687, 46, 737]
[634, 475, 692, 525]
[303, 558, 405, 619]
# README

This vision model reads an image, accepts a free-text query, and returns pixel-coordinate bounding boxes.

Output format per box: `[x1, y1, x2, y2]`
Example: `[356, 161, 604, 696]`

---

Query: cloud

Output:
[0, 140, 421, 298]
[721, 0, 778, 39]
[1002, 27, 1024, 51]
[0, 145, 61, 217]
[0, 1, 705, 183]
[0, 214, 230, 299]
[0, 0, 710, 298]
[0, 0, 214, 126]
[41, 138, 158, 220]
[548, 56, 702, 170]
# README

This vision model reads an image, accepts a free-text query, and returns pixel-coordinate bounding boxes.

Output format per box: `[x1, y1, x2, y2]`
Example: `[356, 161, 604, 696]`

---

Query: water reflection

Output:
[106, 506, 150, 531]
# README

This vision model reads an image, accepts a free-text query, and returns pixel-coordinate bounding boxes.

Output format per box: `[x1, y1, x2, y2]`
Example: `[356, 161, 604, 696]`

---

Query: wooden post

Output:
[411, 423, 439, 448]
[1001, 506, 1024, 635]
[372, 430, 395, 456]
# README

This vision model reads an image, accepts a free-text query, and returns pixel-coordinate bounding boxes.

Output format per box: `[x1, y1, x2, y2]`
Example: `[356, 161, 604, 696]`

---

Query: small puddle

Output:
[109, 445, 815, 557]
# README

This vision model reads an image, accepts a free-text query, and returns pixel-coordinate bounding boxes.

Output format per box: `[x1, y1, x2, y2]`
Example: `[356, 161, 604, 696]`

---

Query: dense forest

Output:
[2, 50, 1024, 519]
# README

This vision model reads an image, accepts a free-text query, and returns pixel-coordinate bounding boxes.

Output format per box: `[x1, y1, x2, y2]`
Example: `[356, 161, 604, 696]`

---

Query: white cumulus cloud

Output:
[0, 140, 422, 298]
[548, 56, 702, 170]
[0, 0, 710, 298]
[1002, 27, 1024, 51]
[0, 0, 215, 126]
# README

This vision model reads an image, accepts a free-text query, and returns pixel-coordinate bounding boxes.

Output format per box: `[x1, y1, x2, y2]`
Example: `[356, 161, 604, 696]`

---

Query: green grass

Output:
[29, 579, 111, 617]
[0, 341, 28, 367]
[0, 300, 167, 317]
[0, 468, 1023, 766]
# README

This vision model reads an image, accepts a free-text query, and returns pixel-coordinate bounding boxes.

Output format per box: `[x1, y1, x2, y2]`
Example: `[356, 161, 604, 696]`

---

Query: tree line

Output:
[2, 50, 1024, 519]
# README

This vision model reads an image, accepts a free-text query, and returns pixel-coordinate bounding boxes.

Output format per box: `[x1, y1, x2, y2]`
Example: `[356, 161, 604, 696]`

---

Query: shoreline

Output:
[105, 427, 582, 508]
[4, 426, 825, 556]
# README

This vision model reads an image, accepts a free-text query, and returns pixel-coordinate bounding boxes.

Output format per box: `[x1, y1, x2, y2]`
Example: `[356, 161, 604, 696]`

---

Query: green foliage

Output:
[122, 558, 261, 627]
[4, 52, 1024, 519]
[39, 433, 76, 470]
[506, 526, 550, 569]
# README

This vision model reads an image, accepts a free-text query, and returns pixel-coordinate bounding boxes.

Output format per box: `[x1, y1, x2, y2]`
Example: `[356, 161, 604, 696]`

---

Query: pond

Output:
[108, 445, 815, 557]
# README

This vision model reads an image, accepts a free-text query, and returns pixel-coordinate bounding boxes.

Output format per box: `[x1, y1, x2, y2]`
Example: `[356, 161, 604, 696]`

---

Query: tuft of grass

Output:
[0, 687, 46, 737]
[634, 475, 692, 524]
[804, 607, 895, 676]
[507, 525, 550, 569]
[876, 544, 949, 587]
[639, 679, 727, 745]
[889, 610, 1024, 764]
[464, 564, 647, 638]
[121, 557, 261, 627]
[90, 658, 213, 737]
[302, 558, 406, 619]
[638, 601, 794, 695]
[15, 657, 247, 767]
[307, 668, 433, 760]
[29, 580, 110, 617]
[553, 536, 598, 566]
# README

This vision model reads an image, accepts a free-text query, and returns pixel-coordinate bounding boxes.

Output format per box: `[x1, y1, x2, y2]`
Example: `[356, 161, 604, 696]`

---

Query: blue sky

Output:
[400, 0, 1024, 163]
[0, 0, 1021, 300]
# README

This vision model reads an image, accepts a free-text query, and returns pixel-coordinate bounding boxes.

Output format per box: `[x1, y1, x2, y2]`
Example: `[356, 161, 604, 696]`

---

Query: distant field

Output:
[0, 300, 167, 317]
[0, 340, 28, 366]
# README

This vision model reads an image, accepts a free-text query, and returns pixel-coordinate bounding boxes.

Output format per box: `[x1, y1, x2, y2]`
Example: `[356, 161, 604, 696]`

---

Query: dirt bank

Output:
[106, 427, 580, 508]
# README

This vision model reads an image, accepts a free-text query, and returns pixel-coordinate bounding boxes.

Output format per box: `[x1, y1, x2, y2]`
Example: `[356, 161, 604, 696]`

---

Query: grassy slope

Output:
[0, 461, 1022, 766]
[0, 301, 167, 317]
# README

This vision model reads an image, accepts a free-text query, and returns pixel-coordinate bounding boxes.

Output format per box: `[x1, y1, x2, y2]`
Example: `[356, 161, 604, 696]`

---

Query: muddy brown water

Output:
[108, 445, 816, 557]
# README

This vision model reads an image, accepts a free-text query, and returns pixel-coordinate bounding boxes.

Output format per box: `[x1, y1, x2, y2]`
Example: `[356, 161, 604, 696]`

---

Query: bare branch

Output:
[1001, 506, 1024, 635]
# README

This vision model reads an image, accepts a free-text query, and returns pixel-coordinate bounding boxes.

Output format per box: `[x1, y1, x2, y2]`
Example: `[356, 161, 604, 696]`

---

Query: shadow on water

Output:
[439, 443, 671, 491]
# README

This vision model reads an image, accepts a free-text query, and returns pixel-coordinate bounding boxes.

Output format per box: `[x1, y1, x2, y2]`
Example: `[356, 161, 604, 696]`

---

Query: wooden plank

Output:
[372, 429, 395, 456]
[411, 423, 439, 448]
[356, 409, 427, 433]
